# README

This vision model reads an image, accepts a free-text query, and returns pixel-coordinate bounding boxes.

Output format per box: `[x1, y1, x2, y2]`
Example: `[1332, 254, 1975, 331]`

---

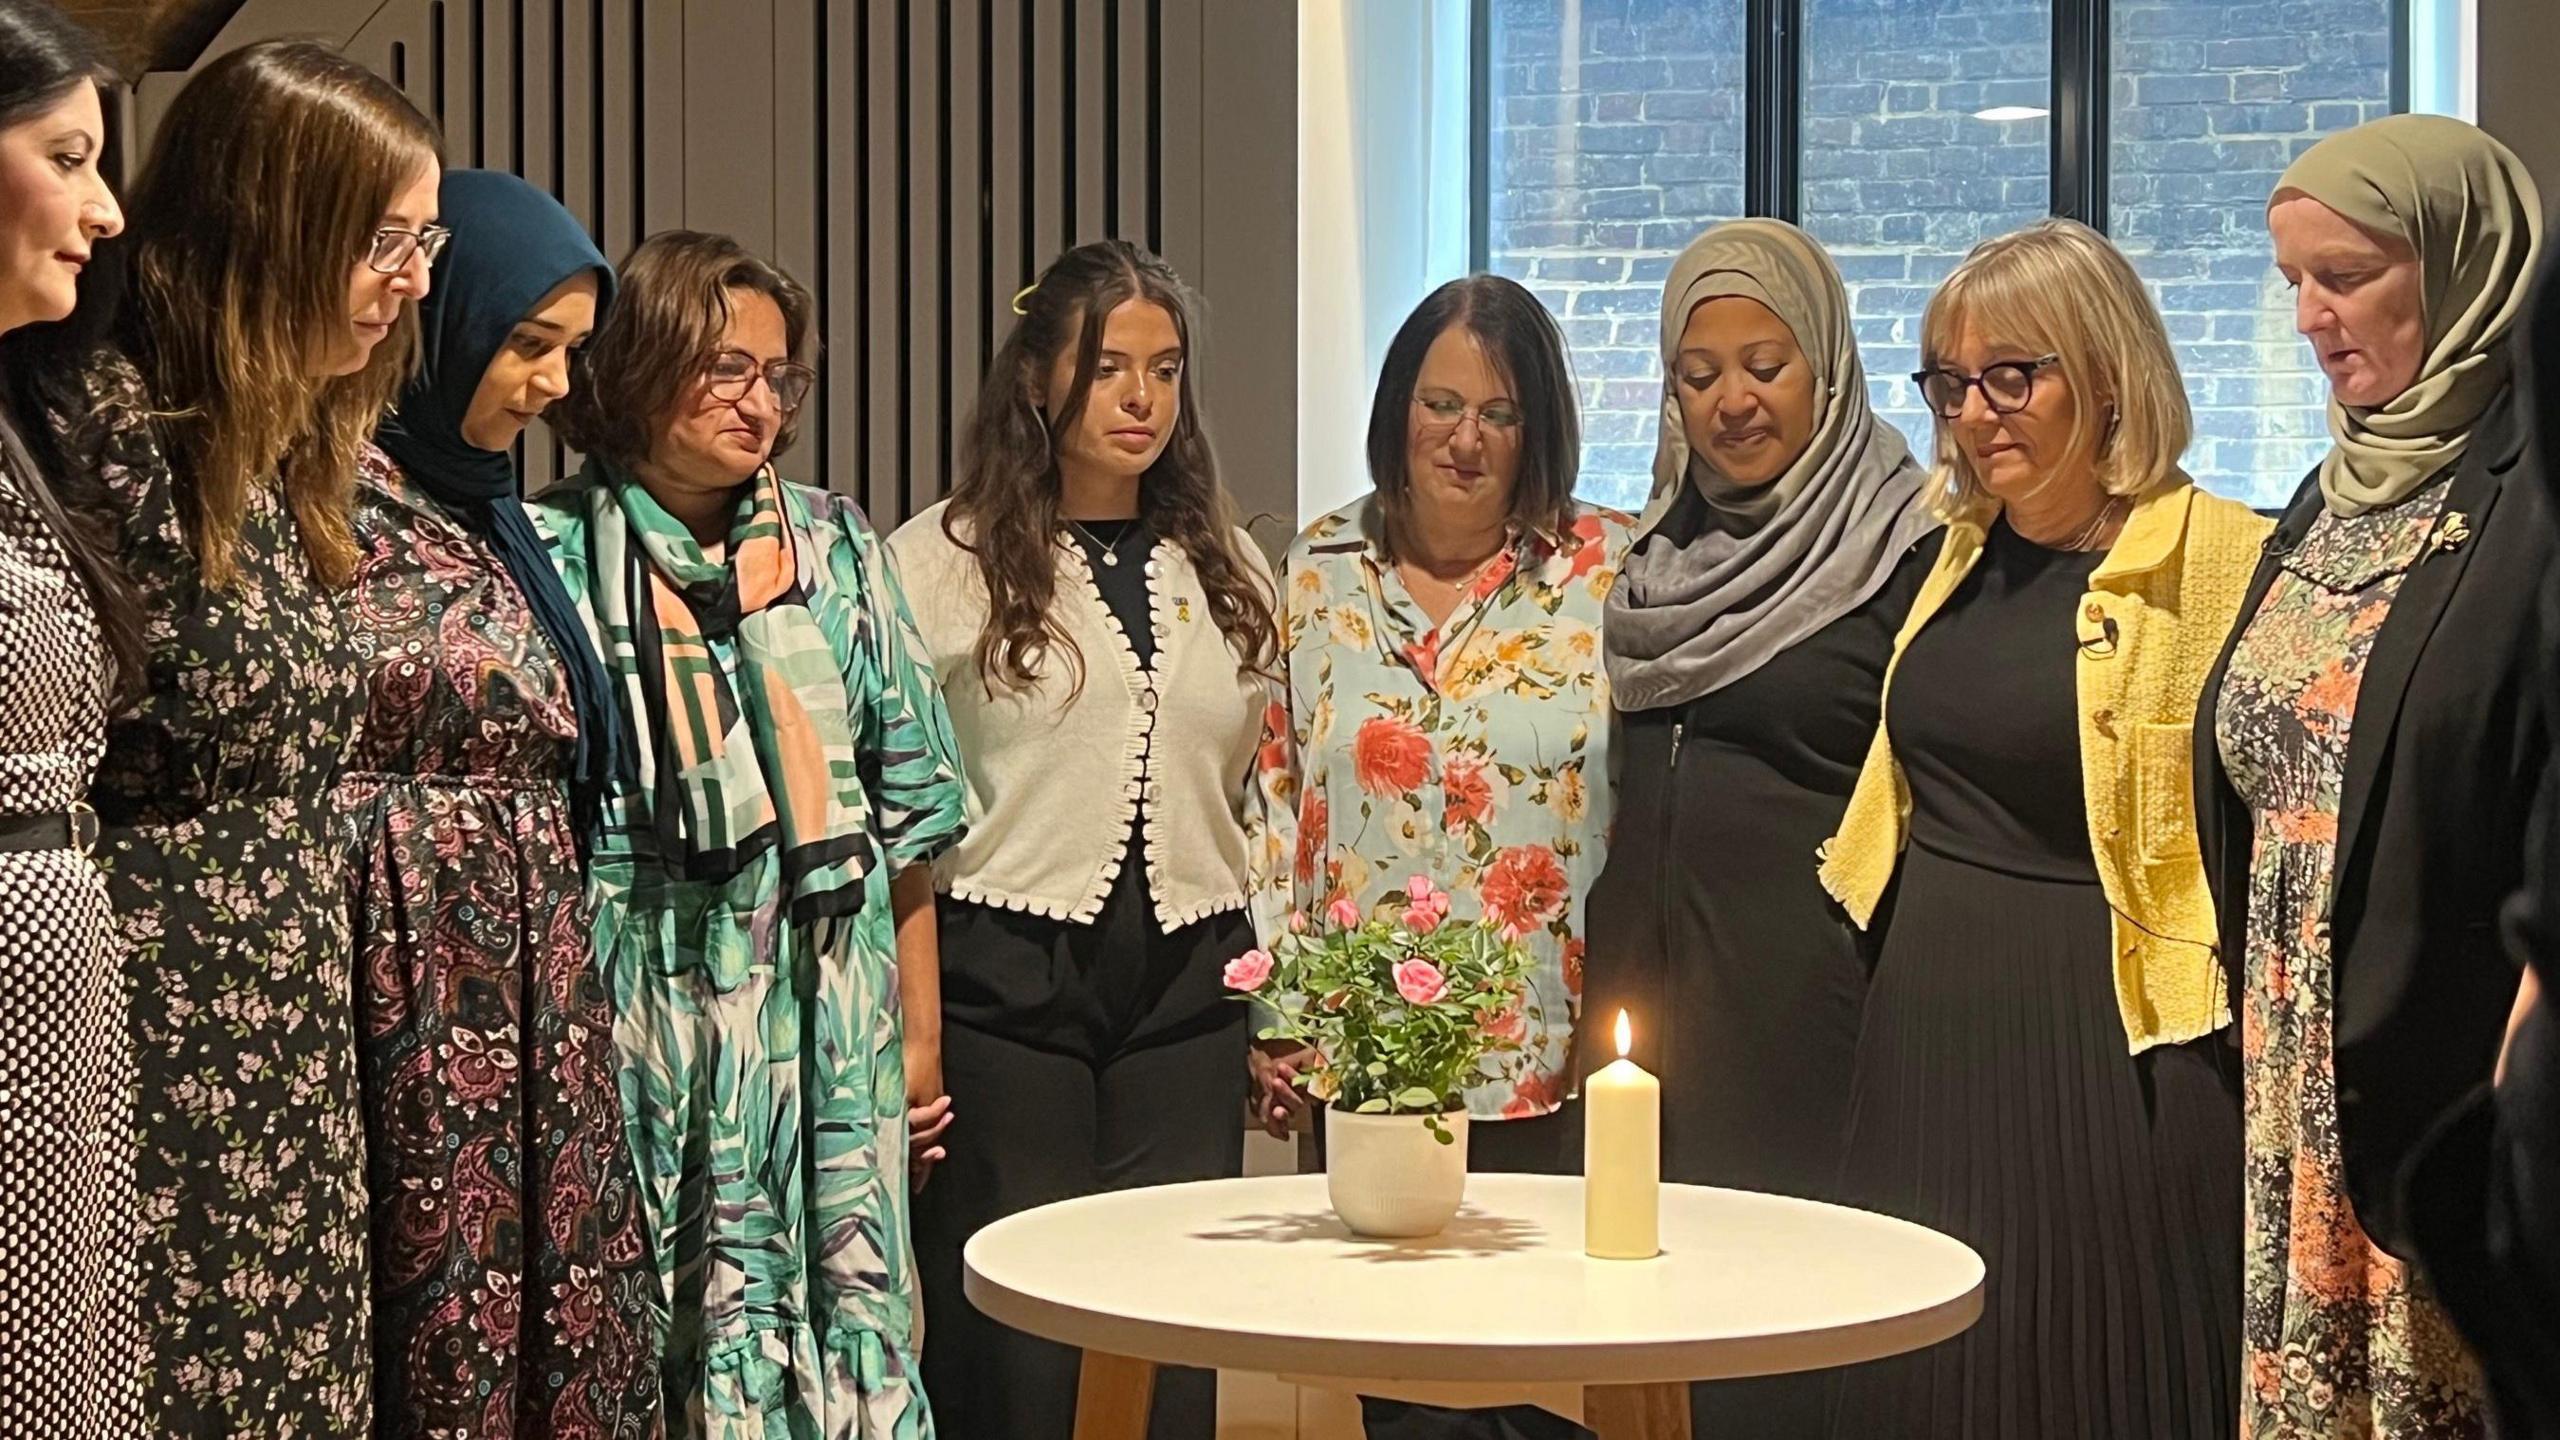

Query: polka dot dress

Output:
[0, 429, 140, 1436]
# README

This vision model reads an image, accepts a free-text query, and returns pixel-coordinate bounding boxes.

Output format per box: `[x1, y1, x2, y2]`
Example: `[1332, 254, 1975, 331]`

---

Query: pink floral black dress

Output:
[64, 352, 373, 1434]
[2215, 475, 2490, 1439]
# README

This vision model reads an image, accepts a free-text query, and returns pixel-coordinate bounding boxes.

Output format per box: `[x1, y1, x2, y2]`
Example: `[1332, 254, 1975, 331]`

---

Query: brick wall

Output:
[1488, 0, 2394, 512]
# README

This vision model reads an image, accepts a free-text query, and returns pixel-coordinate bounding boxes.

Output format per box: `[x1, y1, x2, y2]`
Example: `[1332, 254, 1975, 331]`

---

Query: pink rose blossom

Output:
[1327, 896, 1364, 930]
[1223, 949, 1275, 992]
[1402, 874, 1453, 933]
[1287, 911, 1309, 935]
[1393, 958, 1448, 1006]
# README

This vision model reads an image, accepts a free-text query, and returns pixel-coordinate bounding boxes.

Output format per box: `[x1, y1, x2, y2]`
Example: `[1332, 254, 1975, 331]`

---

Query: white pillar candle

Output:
[1584, 1009, 1661, 1260]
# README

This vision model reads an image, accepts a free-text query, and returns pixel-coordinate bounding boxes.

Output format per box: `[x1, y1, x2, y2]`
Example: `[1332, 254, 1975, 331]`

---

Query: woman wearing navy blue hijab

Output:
[342, 169, 661, 1438]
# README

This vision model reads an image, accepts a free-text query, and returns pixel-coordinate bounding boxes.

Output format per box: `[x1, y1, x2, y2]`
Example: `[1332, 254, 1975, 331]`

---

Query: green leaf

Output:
[1355, 1098, 1389, 1114]
[1393, 1086, 1441, 1111]
[1364, 1061, 1388, 1078]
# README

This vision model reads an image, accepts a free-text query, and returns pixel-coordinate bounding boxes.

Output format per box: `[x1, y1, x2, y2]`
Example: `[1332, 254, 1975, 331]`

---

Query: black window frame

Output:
[1466, 0, 2414, 268]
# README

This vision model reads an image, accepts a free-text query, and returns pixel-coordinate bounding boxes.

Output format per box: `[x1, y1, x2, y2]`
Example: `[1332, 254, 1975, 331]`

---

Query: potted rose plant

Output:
[1225, 875, 1538, 1237]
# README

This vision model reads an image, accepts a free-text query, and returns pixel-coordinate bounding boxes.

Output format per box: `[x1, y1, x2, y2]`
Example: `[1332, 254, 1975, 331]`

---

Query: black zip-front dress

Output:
[1583, 529, 1938, 1438]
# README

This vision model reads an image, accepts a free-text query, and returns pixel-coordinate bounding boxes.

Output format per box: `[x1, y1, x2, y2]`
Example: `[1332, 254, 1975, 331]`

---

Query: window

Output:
[1802, 0, 2053, 454]
[1476, 0, 2414, 508]
[2111, 0, 2398, 505]
[1483, 0, 1746, 514]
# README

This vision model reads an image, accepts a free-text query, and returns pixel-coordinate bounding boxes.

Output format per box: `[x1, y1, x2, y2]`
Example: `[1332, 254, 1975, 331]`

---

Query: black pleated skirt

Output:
[1827, 843, 2243, 1440]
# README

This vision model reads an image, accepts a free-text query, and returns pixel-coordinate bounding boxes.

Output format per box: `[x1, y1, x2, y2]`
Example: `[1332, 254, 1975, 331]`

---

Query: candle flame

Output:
[1614, 1009, 1632, 1058]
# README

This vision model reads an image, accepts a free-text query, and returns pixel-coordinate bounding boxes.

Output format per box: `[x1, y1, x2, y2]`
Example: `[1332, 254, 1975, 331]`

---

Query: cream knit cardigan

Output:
[885, 499, 1274, 929]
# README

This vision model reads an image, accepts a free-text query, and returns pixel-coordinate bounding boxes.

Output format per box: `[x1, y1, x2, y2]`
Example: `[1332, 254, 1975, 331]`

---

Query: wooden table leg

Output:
[1072, 1350, 1158, 1440]
[1584, 1382, 1693, 1440]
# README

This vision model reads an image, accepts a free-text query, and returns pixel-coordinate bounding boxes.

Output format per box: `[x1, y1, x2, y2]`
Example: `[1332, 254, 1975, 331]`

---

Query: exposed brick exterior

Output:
[1489, 0, 2394, 510]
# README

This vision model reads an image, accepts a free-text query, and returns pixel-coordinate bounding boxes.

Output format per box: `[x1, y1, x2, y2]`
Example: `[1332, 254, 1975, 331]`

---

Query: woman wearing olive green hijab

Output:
[2195, 113, 2550, 1438]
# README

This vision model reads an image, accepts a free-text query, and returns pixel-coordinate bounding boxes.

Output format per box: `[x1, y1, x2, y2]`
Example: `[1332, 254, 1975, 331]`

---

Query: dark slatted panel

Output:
[139, 0, 1186, 530]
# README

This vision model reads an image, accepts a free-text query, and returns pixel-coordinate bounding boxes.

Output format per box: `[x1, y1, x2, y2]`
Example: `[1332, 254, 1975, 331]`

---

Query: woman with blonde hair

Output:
[25, 38, 442, 1434]
[1818, 218, 2267, 1437]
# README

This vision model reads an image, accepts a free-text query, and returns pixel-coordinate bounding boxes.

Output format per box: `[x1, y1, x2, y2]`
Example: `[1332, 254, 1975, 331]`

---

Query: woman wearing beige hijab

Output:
[2194, 114, 2551, 1438]
[1585, 217, 1940, 1434]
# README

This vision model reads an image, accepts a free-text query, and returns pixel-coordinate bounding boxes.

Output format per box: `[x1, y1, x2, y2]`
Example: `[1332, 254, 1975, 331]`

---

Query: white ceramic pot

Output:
[1325, 1108, 1471, 1238]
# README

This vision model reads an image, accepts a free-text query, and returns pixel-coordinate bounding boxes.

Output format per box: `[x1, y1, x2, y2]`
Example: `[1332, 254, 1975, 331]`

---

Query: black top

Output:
[1892, 519, 2102, 882]
[1584, 528, 1939, 1198]
[1065, 517, 1156, 668]
[2196, 389, 2551, 1261]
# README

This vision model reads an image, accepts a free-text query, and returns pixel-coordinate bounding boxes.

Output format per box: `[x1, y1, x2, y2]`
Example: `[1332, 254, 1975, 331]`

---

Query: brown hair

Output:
[944, 239, 1276, 695]
[118, 39, 442, 591]
[1364, 274, 1582, 559]
[551, 229, 815, 469]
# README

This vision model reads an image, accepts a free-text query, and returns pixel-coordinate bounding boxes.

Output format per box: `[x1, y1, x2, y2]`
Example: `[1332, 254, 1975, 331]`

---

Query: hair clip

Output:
[1011, 282, 1038, 315]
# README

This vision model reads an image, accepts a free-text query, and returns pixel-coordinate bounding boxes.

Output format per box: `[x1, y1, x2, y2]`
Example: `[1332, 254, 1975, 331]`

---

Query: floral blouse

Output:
[1250, 497, 1635, 1119]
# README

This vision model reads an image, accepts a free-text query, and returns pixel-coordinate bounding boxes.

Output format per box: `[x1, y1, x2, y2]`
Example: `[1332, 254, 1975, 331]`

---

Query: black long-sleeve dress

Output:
[1584, 529, 1937, 1437]
[1826, 519, 2242, 1440]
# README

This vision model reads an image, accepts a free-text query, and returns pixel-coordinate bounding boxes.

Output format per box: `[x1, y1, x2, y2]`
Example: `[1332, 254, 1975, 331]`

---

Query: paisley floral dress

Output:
[340, 449, 662, 1438]
[1249, 498, 1634, 1120]
[60, 352, 372, 1435]
[2216, 475, 2490, 1439]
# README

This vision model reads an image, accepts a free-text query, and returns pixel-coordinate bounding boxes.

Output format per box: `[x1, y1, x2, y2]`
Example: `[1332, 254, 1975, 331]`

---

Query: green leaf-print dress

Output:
[538, 468, 967, 1440]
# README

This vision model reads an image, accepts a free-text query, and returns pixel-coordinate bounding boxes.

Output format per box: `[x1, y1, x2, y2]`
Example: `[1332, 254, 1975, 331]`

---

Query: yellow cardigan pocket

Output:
[2133, 721, 2202, 862]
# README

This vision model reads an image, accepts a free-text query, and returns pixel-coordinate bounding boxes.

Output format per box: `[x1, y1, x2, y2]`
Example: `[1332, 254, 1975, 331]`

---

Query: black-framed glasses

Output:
[1911, 354, 2062, 420]
[366, 224, 451, 275]
[704, 349, 818, 413]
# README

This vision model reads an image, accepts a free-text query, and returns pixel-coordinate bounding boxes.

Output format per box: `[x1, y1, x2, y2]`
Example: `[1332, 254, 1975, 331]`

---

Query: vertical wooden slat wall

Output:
[120, 0, 1276, 537]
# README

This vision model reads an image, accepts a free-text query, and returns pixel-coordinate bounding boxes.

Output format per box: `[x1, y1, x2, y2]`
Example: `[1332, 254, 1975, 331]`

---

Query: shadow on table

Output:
[1188, 1207, 1543, 1261]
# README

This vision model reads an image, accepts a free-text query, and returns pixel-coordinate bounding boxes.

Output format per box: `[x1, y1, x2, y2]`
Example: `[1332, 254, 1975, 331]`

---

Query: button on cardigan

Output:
[886, 500, 1275, 930]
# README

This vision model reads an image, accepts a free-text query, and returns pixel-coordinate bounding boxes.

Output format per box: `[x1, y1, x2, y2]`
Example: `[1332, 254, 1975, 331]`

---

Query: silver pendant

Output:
[1103, 552, 1121, 566]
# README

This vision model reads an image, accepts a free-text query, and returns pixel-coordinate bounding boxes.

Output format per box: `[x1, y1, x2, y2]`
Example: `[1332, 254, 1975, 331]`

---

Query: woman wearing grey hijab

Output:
[2195, 113, 2550, 1439]
[1584, 217, 1940, 1436]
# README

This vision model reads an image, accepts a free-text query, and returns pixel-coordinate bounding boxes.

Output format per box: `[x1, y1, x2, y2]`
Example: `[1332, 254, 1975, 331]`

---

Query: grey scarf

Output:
[1605, 218, 1938, 711]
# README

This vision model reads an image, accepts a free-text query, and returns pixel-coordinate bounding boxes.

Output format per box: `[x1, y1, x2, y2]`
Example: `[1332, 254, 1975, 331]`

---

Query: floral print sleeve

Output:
[1248, 498, 1635, 1120]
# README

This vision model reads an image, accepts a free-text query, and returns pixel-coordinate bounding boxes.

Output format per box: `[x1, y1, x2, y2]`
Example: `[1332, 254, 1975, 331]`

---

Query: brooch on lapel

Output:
[2427, 510, 2473, 557]
[1175, 596, 1195, 623]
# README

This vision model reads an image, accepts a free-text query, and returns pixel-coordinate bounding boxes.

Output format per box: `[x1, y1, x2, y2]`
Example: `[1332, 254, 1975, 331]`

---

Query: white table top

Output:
[963, 1173, 1984, 1387]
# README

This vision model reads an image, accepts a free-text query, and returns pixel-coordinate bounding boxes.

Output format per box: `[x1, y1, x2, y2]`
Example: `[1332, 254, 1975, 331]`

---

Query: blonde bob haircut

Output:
[1918, 218, 2192, 518]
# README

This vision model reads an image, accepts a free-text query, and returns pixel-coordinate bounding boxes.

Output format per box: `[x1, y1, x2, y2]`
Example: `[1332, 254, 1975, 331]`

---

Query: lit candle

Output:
[1584, 1009, 1661, 1260]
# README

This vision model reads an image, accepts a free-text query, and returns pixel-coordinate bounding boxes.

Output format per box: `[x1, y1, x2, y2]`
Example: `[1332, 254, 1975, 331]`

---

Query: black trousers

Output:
[1352, 1105, 1592, 1440]
[912, 871, 1251, 1440]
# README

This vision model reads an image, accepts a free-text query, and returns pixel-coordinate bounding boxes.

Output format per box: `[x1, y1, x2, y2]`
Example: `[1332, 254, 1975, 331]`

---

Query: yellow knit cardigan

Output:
[1816, 481, 2274, 1052]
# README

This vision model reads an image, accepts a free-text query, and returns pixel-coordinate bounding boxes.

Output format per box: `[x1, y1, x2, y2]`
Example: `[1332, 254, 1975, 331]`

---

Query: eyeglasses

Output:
[705, 349, 819, 413]
[1415, 393, 1525, 435]
[1911, 354, 2061, 420]
[366, 224, 451, 275]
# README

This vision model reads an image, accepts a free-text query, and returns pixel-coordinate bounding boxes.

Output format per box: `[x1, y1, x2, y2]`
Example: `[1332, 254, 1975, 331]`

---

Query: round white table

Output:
[963, 1173, 1984, 1439]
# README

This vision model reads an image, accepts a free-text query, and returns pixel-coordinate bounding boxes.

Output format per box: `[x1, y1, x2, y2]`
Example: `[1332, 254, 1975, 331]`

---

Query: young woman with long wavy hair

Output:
[888, 238, 1277, 1440]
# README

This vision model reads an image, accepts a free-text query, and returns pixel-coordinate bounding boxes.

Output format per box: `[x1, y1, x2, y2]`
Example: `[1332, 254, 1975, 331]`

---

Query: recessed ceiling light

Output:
[1973, 105, 2050, 122]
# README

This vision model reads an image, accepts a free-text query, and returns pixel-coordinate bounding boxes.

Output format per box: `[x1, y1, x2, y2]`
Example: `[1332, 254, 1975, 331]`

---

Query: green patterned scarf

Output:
[584, 461, 873, 920]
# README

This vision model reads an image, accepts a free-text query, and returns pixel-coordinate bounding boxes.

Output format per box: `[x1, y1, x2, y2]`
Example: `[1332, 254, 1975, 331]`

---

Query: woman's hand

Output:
[1247, 1038, 1317, 1139]
[907, 1041, 953, 1190]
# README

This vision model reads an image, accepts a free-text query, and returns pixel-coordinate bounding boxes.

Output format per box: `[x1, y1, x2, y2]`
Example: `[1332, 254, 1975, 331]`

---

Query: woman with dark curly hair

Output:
[889, 239, 1277, 1440]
